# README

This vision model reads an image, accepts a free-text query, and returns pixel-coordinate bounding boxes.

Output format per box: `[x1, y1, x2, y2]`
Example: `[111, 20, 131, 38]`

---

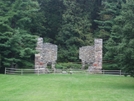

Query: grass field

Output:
[0, 74, 134, 101]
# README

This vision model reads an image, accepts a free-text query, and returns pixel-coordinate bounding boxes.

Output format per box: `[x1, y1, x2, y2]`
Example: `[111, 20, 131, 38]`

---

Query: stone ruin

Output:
[79, 46, 95, 69]
[35, 37, 102, 74]
[79, 39, 103, 72]
[35, 37, 57, 73]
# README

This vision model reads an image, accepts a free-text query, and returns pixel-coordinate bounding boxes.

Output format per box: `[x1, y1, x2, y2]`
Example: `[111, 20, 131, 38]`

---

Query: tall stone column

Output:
[35, 37, 44, 69]
[93, 39, 103, 70]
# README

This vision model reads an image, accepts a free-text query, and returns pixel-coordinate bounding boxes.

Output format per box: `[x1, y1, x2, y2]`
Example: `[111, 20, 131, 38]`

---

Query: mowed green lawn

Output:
[0, 74, 134, 101]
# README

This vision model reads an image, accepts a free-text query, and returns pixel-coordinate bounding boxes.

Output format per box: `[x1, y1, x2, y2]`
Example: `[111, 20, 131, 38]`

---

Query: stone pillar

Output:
[35, 37, 43, 69]
[93, 39, 103, 70]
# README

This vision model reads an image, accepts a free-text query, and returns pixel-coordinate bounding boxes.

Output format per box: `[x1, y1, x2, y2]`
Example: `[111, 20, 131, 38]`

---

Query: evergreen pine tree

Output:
[0, 0, 39, 73]
[105, 0, 134, 76]
[56, 0, 93, 62]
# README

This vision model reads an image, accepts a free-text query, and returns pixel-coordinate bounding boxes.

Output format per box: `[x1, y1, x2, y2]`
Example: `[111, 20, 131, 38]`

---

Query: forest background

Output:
[0, 0, 134, 76]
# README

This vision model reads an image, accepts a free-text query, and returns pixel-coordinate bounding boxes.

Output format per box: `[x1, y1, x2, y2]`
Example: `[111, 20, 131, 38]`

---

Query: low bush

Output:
[56, 62, 81, 69]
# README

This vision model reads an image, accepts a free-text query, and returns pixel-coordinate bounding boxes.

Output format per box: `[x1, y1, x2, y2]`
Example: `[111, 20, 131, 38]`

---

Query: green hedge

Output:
[56, 62, 81, 69]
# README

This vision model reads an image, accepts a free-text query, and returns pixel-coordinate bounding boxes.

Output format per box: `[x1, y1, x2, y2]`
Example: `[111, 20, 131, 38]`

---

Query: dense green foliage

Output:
[0, 0, 134, 76]
[104, 0, 134, 76]
[0, 0, 39, 72]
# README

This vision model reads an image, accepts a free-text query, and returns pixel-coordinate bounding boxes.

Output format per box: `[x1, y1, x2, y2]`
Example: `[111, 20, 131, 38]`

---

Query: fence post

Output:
[21, 69, 23, 75]
[38, 69, 39, 75]
[102, 70, 104, 74]
[5, 67, 6, 74]
[120, 70, 121, 75]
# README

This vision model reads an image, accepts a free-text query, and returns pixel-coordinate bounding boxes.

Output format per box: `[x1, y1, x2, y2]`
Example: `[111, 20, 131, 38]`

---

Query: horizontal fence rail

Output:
[5, 68, 125, 75]
[88, 69, 122, 75]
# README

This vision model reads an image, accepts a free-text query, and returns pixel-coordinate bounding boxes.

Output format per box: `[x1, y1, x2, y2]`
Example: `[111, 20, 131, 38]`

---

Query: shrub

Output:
[56, 62, 81, 69]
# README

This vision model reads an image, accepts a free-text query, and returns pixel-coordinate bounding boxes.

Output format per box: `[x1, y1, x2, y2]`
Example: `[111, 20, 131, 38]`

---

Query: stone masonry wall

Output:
[79, 39, 103, 70]
[35, 37, 57, 72]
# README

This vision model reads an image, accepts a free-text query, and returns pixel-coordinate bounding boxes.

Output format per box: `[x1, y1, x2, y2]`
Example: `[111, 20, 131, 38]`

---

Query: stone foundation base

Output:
[88, 66, 102, 74]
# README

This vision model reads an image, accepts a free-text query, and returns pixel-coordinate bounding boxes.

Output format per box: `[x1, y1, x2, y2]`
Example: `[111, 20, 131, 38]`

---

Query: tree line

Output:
[0, 0, 134, 77]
